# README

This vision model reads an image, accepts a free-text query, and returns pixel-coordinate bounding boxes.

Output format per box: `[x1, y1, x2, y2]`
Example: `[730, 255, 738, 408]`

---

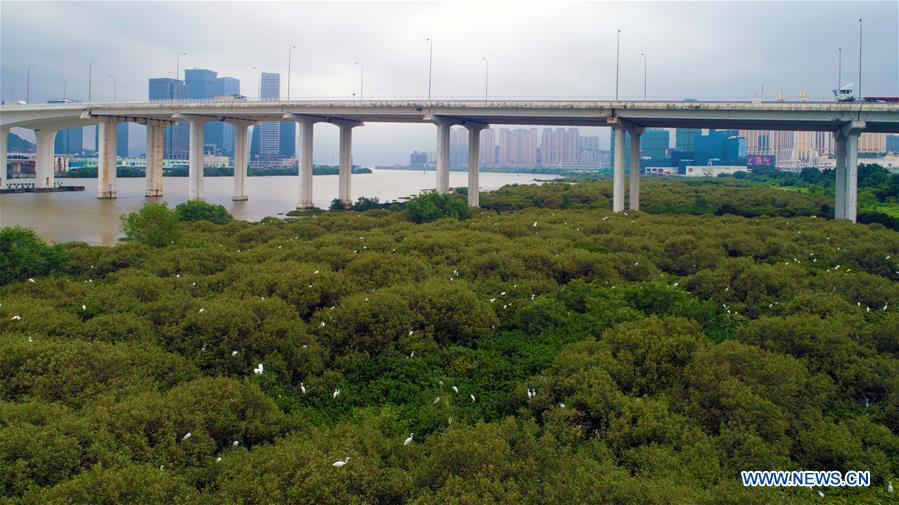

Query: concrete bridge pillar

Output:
[466, 124, 486, 208]
[0, 126, 8, 189]
[834, 121, 865, 223]
[145, 120, 164, 197]
[612, 126, 627, 212]
[338, 123, 355, 207]
[188, 118, 207, 201]
[628, 127, 643, 211]
[34, 128, 57, 188]
[296, 117, 315, 209]
[97, 118, 118, 199]
[435, 119, 451, 194]
[232, 123, 249, 201]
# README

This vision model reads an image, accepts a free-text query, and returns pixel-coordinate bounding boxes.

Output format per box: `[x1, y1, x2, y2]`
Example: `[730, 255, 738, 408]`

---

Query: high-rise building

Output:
[609, 128, 670, 170]
[251, 73, 282, 160]
[116, 122, 129, 157]
[887, 134, 899, 153]
[480, 128, 496, 166]
[498, 128, 538, 167]
[148, 77, 188, 158]
[449, 128, 468, 168]
[675, 128, 702, 152]
[740, 130, 772, 156]
[54, 127, 83, 155]
[184, 69, 218, 99]
[859, 133, 886, 154]
[209, 77, 241, 155]
[540, 128, 579, 166]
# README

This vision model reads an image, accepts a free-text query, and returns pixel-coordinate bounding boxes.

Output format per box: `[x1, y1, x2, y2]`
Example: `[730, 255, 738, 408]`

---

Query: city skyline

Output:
[1, 1, 896, 166]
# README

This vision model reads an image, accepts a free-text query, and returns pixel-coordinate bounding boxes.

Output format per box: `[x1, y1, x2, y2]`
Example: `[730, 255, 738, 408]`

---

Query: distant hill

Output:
[8, 132, 35, 153]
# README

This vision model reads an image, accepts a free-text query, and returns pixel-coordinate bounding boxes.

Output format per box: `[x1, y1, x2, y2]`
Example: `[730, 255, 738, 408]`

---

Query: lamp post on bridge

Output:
[426, 37, 433, 100]
[354, 62, 364, 100]
[88, 58, 100, 102]
[640, 52, 646, 101]
[615, 29, 620, 100]
[482, 57, 489, 101]
[287, 44, 296, 100]
[25, 64, 37, 103]
[858, 18, 862, 99]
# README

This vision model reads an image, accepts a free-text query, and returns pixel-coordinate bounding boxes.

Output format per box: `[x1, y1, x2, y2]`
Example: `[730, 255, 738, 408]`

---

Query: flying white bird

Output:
[404, 433, 414, 446]
[332, 457, 351, 467]
[253, 363, 264, 375]
[182, 432, 192, 441]
[333, 389, 340, 399]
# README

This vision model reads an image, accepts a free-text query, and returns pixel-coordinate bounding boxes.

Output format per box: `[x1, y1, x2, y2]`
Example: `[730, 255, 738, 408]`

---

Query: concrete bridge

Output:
[2, 99, 897, 221]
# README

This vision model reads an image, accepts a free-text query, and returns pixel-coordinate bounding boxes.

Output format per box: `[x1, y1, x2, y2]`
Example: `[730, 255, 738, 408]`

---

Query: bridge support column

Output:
[188, 118, 206, 201]
[145, 120, 164, 197]
[232, 123, 249, 201]
[466, 124, 486, 208]
[612, 126, 626, 212]
[435, 119, 451, 194]
[296, 117, 315, 209]
[0, 126, 7, 189]
[628, 127, 642, 210]
[834, 121, 865, 223]
[34, 129, 56, 188]
[338, 124, 355, 207]
[97, 119, 118, 199]
[833, 132, 846, 219]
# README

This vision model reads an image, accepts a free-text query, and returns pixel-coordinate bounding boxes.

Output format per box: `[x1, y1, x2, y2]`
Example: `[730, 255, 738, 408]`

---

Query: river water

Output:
[0, 170, 558, 245]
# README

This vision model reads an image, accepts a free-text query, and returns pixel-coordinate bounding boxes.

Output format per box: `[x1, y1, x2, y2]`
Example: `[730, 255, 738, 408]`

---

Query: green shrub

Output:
[174, 200, 232, 225]
[120, 203, 181, 247]
[0, 227, 68, 285]
[404, 192, 472, 224]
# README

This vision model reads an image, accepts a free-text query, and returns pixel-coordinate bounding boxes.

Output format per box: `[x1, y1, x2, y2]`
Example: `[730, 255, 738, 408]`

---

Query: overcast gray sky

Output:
[2, 1, 896, 164]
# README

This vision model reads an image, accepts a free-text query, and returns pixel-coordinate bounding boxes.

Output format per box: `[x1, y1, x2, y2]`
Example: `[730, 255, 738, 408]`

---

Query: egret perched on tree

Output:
[433, 396, 440, 404]
[404, 433, 414, 446]
[300, 383, 306, 394]
[231, 350, 238, 356]
[452, 386, 459, 394]
[232, 440, 240, 447]
[198, 308, 205, 313]
[11, 315, 21, 321]
[253, 363, 264, 375]
[82, 304, 87, 311]
[887, 481, 893, 494]
[28, 278, 35, 283]
[333, 388, 340, 399]
[216, 456, 222, 462]
[817, 490, 824, 498]
[182, 432, 192, 441]
[332, 457, 350, 467]
[470, 393, 476, 402]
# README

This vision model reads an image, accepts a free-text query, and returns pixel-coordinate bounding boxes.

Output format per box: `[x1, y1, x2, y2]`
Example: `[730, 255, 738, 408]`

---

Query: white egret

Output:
[231, 350, 238, 356]
[332, 457, 350, 467]
[559, 403, 566, 408]
[404, 433, 414, 446]
[300, 383, 306, 394]
[82, 304, 87, 311]
[817, 490, 824, 497]
[470, 393, 476, 402]
[11, 315, 21, 320]
[182, 432, 192, 441]
[452, 386, 459, 394]
[198, 308, 205, 313]
[532, 221, 538, 228]
[253, 363, 264, 375]
[216, 456, 222, 462]
[320, 321, 326, 327]
[888, 481, 893, 494]
[433, 396, 441, 404]
[333, 388, 340, 399]
[232, 440, 240, 446]
[314, 270, 319, 274]
[28, 278, 35, 283]
[409, 330, 414, 336]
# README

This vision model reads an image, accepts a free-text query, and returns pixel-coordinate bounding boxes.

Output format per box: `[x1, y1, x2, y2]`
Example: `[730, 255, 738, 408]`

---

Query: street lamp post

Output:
[482, 57, 489, 101]
[26, 63, 37, 103]
[88, 58, 100, 102]
[287, 44, 296, 100]
[640, 52, 646, 101]
[354, 62, 364, 100]
[615, 29, 621, 100]
[109, 74, 116, 102]
[426, 37, 433, 100]
[837, 47, 842, 92]
[858, 18, 862, 99]
[176, 52, 187, 83]
[252, 66, 261, 99]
